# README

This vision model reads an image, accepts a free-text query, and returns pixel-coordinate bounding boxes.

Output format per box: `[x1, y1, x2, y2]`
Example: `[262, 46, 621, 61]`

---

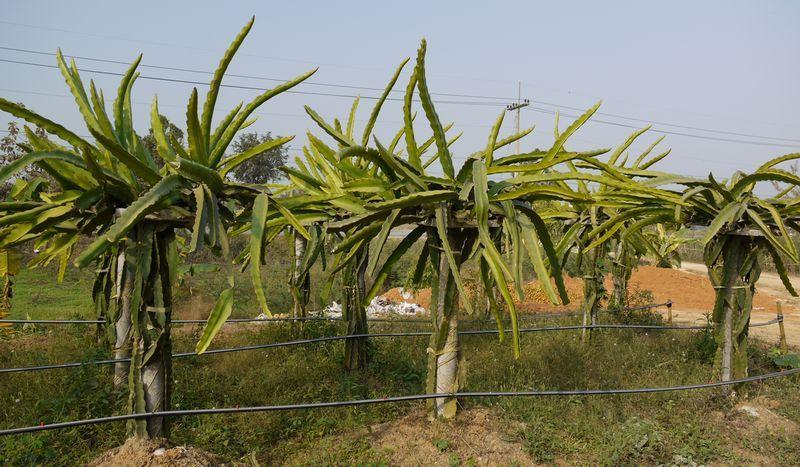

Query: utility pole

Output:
[506, 81, 529, 154]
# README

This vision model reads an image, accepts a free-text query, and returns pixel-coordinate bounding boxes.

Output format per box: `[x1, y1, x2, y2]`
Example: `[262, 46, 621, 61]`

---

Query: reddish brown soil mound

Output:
[383, 287, 433, 310]
[367, 408, 531, 466]
[382, 265, 789, 314]
[383, 278, 584, 313]
[619, 265, 784, 312]
[89, 438, 226, 466]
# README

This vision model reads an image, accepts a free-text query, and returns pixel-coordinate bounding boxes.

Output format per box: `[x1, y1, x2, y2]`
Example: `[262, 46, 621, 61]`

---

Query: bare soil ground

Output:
[280, 407, 536, 466]
[675, 263, 800, 347]
[283, 401, 800, 466]
[717, 397, 799, 465]
[89, 437, 230, 466]
[368, 408, 532, 466]
[385, 264, 800, 347]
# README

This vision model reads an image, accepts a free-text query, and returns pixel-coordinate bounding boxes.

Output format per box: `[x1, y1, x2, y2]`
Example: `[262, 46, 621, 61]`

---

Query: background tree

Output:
[228, 131, 289, 183]
[232, 131, 304, 329]
[140, 114, 184, 163]
[1, 116, 48, 199]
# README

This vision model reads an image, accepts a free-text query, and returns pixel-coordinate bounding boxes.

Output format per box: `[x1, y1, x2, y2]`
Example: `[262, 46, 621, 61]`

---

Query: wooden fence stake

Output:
[777, 301, 788, 354]
[666, 299, 673, 324]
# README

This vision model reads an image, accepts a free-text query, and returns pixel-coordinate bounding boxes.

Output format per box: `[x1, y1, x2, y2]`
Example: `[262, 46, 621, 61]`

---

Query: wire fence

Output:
[1, 299, 795, 439]
[1, 367, 798, 436]
[1, 315, 783, 375]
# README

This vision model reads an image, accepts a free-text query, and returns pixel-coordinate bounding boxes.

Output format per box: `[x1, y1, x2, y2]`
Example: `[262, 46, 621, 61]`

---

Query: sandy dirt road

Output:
[672, 262, 799, 348]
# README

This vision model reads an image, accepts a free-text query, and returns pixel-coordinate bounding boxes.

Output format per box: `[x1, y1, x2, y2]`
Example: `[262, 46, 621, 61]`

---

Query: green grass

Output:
[7, 266, 93, 320]
[1, 264, 799, 465]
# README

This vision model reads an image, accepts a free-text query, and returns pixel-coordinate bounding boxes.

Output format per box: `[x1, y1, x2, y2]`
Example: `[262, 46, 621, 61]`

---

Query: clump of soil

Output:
[728, 397, 798, 436]
[711, 397, 800, 464]
[366, 408, 532, 466]
[89, 437, 228, 466]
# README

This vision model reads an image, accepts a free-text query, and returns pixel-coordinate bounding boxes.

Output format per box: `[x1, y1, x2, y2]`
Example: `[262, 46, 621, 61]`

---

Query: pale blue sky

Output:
[1, 0, 798, 183]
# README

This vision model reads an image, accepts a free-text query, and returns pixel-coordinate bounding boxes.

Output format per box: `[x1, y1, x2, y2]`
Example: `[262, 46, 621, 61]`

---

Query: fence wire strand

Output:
[1, 316, 783, 375]
[1, 367, 797, 436]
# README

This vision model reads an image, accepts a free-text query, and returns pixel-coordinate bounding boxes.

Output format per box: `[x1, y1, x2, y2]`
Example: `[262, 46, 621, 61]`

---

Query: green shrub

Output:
[688, 324, 717, 364]
[609, 287, 663, 325]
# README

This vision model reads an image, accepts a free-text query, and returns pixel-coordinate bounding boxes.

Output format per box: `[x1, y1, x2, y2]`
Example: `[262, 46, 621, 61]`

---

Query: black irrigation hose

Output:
[1, 317, 781, 375]
[0, 302, 672, 326]
[2, 367, 798, 437]
[0, 319, 106, 324]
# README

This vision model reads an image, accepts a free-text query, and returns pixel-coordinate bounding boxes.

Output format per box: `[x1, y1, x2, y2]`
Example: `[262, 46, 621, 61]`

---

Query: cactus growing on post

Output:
[290, 39, 687, 419]
[677, 161, 800, 391]
[0, 18, 315, 438]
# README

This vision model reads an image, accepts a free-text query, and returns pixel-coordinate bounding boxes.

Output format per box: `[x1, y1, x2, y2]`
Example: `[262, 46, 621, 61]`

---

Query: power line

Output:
[2, 57, 797, 156]
[5, 19, 799, 135]
[0, 58, 506, 108]
[4, 56, 798, 149]
[2, 367, 797, 436]
[4, 19, 797, 133]
[0, 45, 516, 102]
[533, 99, 800, 144]
[0, 19, 523, 84]
[0, 86, 495, 130]
[521, 81, 800, 132]
[3, 46, 799, 145]
[525, 107, 800, 149]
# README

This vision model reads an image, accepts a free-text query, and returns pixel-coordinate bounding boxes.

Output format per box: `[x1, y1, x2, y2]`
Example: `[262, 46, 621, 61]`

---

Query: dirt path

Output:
[676, 262, 800, 348]
[681, 262, 800, 305]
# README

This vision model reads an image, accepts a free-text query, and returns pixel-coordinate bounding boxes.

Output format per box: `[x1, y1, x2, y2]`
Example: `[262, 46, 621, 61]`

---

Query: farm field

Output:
[2, 261, 799, 465]
[1, 5, 799, 465]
